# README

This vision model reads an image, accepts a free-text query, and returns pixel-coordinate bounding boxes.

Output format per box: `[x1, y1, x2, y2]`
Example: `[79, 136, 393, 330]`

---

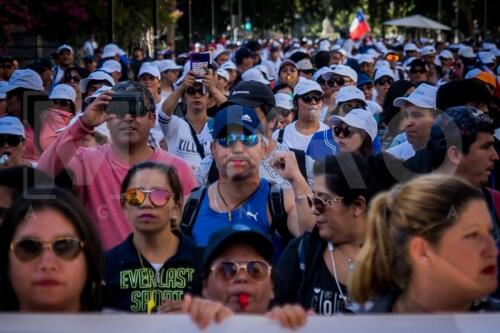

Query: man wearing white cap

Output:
[318, 64, 358, 121]
[51, 44, 75, 92]
[100, 60, 122, 84]
[274, 93, 294, 129]
[80, 70, 115, 99]
[420, 45, 438, 84]
[358, 55, 375, 78]
[437, 50, 455, 80]
[272, 79, 328, 151]
[40, 84, 77, 151]
[387, 83, 438, 160]
[403, 43, 419, 60]
[0, 69, 44, 162]
[0, 116, 27, 169]
[156, 59, 183, 98]
[216, 69, 230, 96]
[102, 43, 121, 61]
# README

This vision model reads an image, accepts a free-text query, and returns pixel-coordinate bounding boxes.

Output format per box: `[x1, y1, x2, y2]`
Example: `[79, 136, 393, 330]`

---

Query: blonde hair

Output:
[349, 174, 484, 303]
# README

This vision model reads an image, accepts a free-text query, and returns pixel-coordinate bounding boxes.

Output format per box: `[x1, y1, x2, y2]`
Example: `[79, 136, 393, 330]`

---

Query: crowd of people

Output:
[0, 31, 500, 329]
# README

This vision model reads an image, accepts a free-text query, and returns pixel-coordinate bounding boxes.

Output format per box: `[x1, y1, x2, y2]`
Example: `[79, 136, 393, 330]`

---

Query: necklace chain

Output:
[216, 182, 253, 222]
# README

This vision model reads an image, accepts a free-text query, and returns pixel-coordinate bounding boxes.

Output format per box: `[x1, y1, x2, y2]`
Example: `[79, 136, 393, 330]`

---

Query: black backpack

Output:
[180, 181, 294, 245]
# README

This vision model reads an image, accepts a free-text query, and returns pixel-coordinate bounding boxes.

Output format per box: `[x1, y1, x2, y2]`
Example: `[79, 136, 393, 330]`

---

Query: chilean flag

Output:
[349, 10, 371, 40]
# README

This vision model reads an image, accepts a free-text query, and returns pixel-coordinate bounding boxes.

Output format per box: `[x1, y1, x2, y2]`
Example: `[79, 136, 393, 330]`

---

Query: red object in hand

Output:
[239, 294, 249, 311]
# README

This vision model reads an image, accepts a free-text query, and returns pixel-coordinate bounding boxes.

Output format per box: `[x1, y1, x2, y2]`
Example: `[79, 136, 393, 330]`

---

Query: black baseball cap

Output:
[202, 225, 274, 278]
[228, 81, 276, 111]
[211, 104, 263, 138]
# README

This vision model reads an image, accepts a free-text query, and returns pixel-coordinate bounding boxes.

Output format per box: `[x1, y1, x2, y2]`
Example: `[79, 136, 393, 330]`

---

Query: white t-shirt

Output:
[386, 141, 415, 160]
[150, 96, 167, 148]
[194, 142, 314, 188]
[158, 112, 212, 169]
[272, 120, 329, 152]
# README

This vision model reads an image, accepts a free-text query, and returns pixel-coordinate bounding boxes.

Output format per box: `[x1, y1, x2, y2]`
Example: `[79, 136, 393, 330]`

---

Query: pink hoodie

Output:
[40, 107, 73, 151]
[38, 118, 197, 250]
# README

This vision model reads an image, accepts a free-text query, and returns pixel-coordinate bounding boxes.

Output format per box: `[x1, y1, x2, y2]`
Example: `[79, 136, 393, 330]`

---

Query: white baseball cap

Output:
[331, 108, 377, 142]
[313, 66, 334, 82]
[80, 71, 115, 94]
[102, 43, 120, 58]
[49, 84, 76, 102]
[439, 50, 454, 60]
[0, 69, 43, 93]
[221, 60, 237, 71]
[374, 68, 395, 82]
[57, 44, 73, 54]
[156, 59, 182, 72]
[420, 45, 436, 56]
[139, 63, 161, 80]
[335, 86, 367, 106]
[459, 45, 475, 58]
[100, 60, 122, 74]
[297, 58, 314, 70]
[0, 116, 25, 138]
[216, 68, 230, 81]
[374, 60, 391, 71]
[319, 40, 331, 51]
[83, 85, 113, 104]
[211, 48, 230, 62]
[241, 68, 270, 85]
[478, 51, 496, 64]
[332, 64, 358, 83]
[403, 43, 419, 53]
[293, 79, 323, 97]
[358, 55, 374, 65]
[393, 83, 437, 109]
[275, 93, 293, 110]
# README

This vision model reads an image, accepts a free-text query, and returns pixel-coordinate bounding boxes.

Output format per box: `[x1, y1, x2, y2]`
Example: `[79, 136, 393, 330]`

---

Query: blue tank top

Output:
[192, 179, 271, 246]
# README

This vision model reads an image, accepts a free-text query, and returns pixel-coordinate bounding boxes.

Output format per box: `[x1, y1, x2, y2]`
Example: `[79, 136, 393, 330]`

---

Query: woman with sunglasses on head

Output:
[0, 187, 104, 312]
[104, 161, 202, 313]
[273, 153, 378, 315]
[350, 174, 500, 313]
[61, 65, 86, 114]
[39, 84, 77, 152]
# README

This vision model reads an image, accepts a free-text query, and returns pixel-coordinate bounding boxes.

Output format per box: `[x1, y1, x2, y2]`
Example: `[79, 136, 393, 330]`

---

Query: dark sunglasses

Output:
[300, 94, 323, 104]
[333, 125, 356, 138]
[300, 69, 315, 75]
[216, 133, 259, 148]
[122, 188, 173, 207]
[410, 68, 427, 74]
[53, 99, 72, 107]
[0, 135, 23, 147]
[0, 64, 13, 70]
[65, 75, 81, 83]
[319, 76, 345, 87]
[186, 86, 207, 96]
[211, 260, 271, 283]
[307, 195, 343, 214]
[375, 78, 394, 86]
[10, 237, 85, 262]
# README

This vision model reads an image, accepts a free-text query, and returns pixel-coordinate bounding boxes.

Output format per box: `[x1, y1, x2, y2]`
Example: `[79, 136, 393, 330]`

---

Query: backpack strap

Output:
[180, 187, 207, 236]
[207, 160, 219, 185]
[267, 182, 294, 242]
[289, 148, 307, 181]
[277, 128, 285, 144]
[184, 117, 206, 160]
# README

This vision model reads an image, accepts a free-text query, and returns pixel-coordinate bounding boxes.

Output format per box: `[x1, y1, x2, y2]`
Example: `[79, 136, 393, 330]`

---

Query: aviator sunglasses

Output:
[10, 237, 85, 262]
[122, 188, 173, 207]
[211, 260, 272, 283]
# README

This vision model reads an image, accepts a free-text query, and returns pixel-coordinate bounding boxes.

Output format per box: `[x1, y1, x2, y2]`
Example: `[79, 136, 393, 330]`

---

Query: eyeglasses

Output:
[300, 94, 322, 104]
[333, 125, 359, 138]
[186, 86, 207, 96]
[53, 99, 72, 107]
[66, 75, 81, 83]
[216, 133, 259, 148]
[211, 260, 272, 284]
[122, 188, 173, 207]
[410, 68, 427, 74]
[10, 237, 85, 262]
[0, 135, 23, 147]
[375, 78, 394, 86]
[307, 195, 343, 214]
[385, 54, 400, 62]
[340, 102, 365, 113]
[318, 76, 346, 87]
